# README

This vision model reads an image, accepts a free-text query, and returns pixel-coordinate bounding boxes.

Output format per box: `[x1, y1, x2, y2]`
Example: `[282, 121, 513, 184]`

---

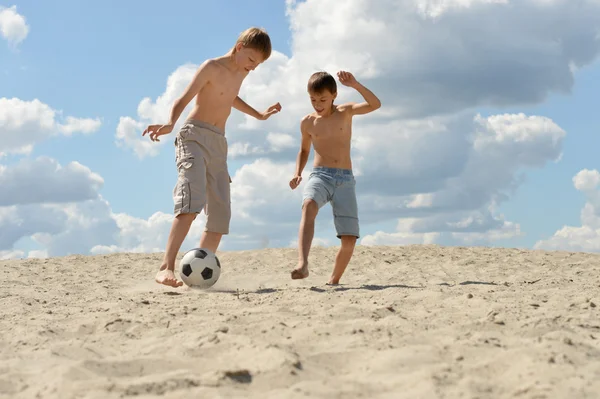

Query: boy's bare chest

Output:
[311, 117, 350, 139]
[204, 71, 244, 102]
[210, 80, 242, 100]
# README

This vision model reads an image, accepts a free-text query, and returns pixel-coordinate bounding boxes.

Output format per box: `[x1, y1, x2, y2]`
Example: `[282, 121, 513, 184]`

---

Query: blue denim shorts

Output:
[302, 167, 359, 238]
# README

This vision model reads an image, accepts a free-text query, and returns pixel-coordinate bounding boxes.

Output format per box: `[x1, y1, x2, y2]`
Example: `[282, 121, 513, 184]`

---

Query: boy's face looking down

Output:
[231, 27, 271, 73]
[233, 43, 264, 73]
[309, 89, 337, 115]
[307, 72, 337, 115]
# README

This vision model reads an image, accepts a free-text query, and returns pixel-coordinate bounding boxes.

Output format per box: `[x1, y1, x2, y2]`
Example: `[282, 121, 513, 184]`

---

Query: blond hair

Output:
[233, 27, 272, 60]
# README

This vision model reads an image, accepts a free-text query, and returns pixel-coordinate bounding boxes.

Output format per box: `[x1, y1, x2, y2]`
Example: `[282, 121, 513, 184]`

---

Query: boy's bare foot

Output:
[327, 278, 340, 285]
[291, 263, 309, 280]
[155, 266, 184, 287]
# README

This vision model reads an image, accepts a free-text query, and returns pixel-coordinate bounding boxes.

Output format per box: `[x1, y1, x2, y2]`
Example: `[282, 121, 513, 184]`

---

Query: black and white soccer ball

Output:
[178, 248, 221, 288]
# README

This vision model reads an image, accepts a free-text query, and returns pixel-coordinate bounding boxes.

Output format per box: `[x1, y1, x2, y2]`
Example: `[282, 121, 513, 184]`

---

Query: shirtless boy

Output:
[289, 71, 381, 284]
[143, 27, 281, 287]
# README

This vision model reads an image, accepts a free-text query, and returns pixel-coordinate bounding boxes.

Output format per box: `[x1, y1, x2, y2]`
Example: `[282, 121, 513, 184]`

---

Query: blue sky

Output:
[2, 0, 600, 258]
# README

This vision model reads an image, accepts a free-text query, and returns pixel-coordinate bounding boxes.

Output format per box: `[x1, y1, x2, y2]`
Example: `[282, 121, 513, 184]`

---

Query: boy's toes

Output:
[291, 268, 309, 280]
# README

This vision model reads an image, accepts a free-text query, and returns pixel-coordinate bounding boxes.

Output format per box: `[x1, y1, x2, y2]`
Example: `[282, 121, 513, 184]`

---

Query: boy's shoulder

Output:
[196, 55, 233, 75]
[302, 113, 317, 121]
[301, 113, 319, 124]
[336, 102, 356, 113]
[199, 57, 222, 71]
[299, 113, 316, 133]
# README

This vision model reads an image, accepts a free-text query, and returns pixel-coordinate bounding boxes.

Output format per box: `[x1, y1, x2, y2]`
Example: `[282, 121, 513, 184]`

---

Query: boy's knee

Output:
[302, 199, 319, 215]
[175, 212, 197, 221]
[340, 235, 357, 246]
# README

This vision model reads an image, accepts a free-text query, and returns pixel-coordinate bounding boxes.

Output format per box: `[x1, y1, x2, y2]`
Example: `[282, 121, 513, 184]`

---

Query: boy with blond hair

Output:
[289, 70, 381, 284]
[144, 27, 281, 287]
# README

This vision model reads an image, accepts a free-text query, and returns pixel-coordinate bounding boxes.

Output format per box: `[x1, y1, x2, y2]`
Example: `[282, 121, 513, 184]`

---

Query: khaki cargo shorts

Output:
[173, 119, 231, 234]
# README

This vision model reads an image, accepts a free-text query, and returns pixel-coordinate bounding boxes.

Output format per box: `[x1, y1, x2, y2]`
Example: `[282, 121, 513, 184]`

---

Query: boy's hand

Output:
[289, 175, 302, 190]
[337, 71, 359, 88]
[143, 124, 173, 142]
[259, 103, 282, 120]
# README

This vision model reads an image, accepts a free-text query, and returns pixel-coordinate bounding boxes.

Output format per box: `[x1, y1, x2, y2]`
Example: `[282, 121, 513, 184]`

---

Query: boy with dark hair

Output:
[289, 70, 381, 284]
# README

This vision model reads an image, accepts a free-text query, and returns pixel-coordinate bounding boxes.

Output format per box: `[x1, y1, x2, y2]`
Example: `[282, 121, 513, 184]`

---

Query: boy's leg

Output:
[329, 235, 357, 285]
[156, 125, 207, 287]
[198, 231, 223, 254]
[329, 173, 359, 285]
[202, 130, 231, 253]
[156, 213, 197, 287]
[291, 171, 332, 279]
[292, 199, 319, 279]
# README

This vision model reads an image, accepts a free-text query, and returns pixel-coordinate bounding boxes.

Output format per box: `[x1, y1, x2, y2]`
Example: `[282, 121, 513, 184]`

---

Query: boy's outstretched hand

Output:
[143, 124, 173, 142]
[337, 71, 359, 88]
[259, 102, 282, 120]
[289, 175, 302, 190]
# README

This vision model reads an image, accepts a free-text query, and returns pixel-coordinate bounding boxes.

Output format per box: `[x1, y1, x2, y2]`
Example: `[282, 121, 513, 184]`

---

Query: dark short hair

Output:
[307, 71, 337, 94]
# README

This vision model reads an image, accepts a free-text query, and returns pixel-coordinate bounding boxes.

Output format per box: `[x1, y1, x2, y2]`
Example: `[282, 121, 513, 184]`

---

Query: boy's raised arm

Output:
[143, 61, 214, 141]
[337, 71, 381, 116]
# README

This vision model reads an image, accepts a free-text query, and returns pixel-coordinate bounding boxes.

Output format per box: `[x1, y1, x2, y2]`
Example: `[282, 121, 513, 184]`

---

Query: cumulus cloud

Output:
[90, 211, 208, 255]
[0, 5, 28, 46]
[0, 97, 101, 155]
[0, 204, 68, 251]
[535, 169, 600, 252]
[115, 64, 200, 159]
[2, 198, 213, 259]
[0, 157, 104, 206]
[251, 0, 600, 124]
[119, 0, 600, 156]
[219, 111, 562, 248]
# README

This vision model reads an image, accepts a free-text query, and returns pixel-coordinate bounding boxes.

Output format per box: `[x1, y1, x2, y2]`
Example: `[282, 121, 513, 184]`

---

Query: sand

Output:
[1, 244, 600, 399]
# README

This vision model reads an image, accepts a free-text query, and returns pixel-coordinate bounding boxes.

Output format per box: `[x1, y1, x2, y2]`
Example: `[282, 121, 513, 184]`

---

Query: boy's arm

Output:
[290, 117, 312, 189]
[143, 61, 213, 141]
[233, 97, 282, 120]
[337, 71, 381, 116]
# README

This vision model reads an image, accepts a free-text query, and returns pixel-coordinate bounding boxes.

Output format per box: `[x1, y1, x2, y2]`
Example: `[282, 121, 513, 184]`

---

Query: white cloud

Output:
[58, 116, 102, 136]
[535, 169, 600, 252]
[573, 169, 600, 192]
[115, 64, 200, 159]
[0, 157, 104, 206]
[0, 97, 102, 155]
[415, 0, 509, 18]
[0, 204, 68, 251]
[251, 0, 600, 123]
[90, 210, 208, 255]
[0, 5, 28, 46]
[0, 249, 24, 260]
[361, 231, 440, 246]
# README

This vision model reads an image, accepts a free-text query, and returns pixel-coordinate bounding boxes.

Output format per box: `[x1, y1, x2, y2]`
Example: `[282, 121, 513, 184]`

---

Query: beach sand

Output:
[1, 244, 599, 398]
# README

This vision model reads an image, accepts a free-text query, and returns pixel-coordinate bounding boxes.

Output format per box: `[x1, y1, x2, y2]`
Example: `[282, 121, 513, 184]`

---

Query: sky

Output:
[2, 0, 600, 259]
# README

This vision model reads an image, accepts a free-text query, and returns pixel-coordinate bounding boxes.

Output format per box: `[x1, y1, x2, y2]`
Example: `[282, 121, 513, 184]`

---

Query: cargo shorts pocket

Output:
[175, 132, 195, 172]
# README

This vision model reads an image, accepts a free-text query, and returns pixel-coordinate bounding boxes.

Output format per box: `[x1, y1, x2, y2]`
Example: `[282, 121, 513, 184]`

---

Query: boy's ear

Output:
[235, 42, 244, 52]
[333, 92, 338, 100]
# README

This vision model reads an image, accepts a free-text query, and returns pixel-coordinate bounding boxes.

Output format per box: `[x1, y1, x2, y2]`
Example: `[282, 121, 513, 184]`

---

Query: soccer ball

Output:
[178, 248, 221, 288]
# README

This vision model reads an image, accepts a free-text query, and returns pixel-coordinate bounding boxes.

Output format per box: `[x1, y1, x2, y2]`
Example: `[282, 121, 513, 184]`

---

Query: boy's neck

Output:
[320, 104, 336, 117]
[221, 51, 239, 72]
